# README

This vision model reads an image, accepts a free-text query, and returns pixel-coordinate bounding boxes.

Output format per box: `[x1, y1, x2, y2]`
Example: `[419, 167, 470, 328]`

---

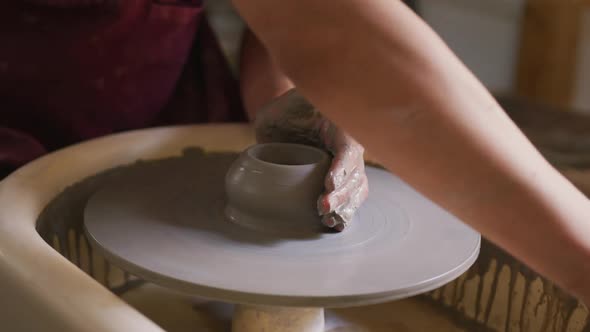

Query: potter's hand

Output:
[254, 89, 368, 231]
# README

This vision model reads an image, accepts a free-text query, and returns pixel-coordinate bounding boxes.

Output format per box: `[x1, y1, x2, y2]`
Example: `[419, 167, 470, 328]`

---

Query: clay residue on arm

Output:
[253, 90, 323, 147]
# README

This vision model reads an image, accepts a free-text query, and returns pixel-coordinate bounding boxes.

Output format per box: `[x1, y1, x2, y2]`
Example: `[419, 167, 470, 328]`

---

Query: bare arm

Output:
[233, 0, 590, 301]
[239, 29, 294, 119]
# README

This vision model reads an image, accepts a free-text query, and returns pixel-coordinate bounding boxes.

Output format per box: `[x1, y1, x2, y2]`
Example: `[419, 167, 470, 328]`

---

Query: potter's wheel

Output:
[84, 150, 480, 308]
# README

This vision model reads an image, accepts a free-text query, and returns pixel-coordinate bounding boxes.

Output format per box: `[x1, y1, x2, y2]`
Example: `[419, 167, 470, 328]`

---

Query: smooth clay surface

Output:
[225, 143, 330, 235]
[84, 148, 480, 308]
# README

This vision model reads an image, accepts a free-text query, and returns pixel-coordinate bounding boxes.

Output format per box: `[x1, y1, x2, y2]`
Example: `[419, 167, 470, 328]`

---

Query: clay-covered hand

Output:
[254, 89, 369, 231]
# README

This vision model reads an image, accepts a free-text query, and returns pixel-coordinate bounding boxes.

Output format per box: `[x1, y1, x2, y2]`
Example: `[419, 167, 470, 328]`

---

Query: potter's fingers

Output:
[319, 163, 366, 215]
[321, 214, 347, 232]
[351, 174, 369, 210]
[319, 174, 368, 230]
[332, 175, 369, 224]
[321, 120, 364, 191]
[321, 214, 340, 228]
[321, 176, 368, 231]
[334, 222, 346, 232]
[318, 170, 357, 216]
[325, 144, 364, 192]
[321, 213, 349, 232]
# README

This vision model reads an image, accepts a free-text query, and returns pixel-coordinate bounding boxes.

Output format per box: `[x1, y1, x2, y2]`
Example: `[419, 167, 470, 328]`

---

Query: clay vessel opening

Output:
[248, 143, 327, 166]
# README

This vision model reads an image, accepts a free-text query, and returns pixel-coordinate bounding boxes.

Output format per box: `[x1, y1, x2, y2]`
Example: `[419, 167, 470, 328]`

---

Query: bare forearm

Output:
[239, 29, 294, 120]
[233, 0, 590, 299]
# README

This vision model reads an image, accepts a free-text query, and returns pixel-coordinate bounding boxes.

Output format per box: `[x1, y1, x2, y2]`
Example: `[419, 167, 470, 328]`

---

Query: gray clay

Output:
[225, 143, 330, 235]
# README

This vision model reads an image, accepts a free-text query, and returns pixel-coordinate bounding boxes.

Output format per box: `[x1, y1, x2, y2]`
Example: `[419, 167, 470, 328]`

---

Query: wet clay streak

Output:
[424, 238, 586, 331]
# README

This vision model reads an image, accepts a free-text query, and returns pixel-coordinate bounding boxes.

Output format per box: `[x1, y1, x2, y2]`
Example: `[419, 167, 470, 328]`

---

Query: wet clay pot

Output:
[224, 143, 331, 235]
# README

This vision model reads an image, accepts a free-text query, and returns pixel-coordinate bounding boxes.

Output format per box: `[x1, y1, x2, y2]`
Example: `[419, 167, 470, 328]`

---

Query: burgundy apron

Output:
[0, 0, 246, 177]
